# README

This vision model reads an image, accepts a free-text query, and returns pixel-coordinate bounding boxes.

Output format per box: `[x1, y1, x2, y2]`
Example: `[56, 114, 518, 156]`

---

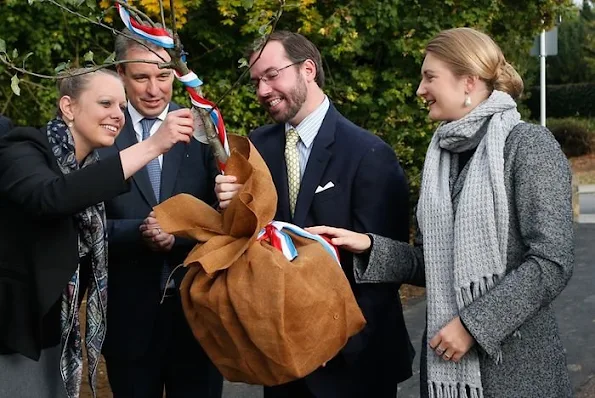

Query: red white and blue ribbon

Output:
[116, 3, 174, 48]
[186, 88, 230, 170]
[174, 70, 202, 88]
[257, 221, 341, 266]
[116, 0, 231, 170]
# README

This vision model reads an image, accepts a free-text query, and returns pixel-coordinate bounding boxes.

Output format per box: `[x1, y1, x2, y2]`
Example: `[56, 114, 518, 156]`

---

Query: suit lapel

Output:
[292, 106, 337, 227]
[256, 124, 291, 222]
[116, 110, 157, 207]
[160, 142, 185, 200]
[159, 103, 184, 202]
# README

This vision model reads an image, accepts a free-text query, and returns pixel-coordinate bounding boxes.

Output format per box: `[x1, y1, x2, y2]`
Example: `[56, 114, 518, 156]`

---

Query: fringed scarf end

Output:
[494, 349, 503, 365]
[457, 274, 501, 308]
[428, 381, 484, 398]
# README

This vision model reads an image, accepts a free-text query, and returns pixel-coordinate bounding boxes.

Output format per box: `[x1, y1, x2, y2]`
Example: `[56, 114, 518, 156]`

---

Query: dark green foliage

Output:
[548, 117, 594, 157]
[547, 3, 595, 84]
[0, 0, 115, 126]
[525, 83, 595, 119]
[0, 0, 575, 206]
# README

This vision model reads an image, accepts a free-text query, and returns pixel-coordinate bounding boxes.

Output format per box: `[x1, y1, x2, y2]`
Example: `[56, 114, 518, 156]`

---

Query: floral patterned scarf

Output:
[46, 117, 108, 398]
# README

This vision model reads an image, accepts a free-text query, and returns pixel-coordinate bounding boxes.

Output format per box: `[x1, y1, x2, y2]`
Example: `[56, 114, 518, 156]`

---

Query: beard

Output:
[268, 74, 308, 124]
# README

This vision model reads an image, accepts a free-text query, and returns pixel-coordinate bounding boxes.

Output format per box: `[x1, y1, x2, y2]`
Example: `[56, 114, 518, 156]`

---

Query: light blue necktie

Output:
[140, 118, 174, 290]
[140, 118, 161, 203]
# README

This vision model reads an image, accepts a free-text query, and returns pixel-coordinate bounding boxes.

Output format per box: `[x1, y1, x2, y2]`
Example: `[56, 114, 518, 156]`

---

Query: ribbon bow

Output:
[257, 221, 341, 265]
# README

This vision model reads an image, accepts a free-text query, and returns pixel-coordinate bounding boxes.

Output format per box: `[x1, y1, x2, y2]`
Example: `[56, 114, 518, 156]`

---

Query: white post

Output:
[540, 29, 546, 127]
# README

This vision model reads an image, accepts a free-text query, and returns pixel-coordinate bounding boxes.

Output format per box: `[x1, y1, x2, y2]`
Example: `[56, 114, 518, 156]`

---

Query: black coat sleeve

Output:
[0, 127, 129, 219]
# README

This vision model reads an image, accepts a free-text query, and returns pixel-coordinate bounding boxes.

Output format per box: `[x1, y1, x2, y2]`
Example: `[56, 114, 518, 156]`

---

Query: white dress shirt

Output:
[284, 96, 330, 179]
[127, 102, 170, 167]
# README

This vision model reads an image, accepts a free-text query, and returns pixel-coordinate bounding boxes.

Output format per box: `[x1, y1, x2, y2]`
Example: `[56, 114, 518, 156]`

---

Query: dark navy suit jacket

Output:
[97, 104, 218, 359]
[250, 103, 414, 397]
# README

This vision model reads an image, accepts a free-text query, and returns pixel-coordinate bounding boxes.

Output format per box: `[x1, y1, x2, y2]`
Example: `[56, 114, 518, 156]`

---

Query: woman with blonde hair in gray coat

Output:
[309, 27, 573, 398]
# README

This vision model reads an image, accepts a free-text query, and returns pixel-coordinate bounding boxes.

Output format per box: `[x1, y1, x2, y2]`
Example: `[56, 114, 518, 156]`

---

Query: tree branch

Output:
[22, 79, 47, 110]
[114, 0, 156, 27]
[0, 58, 173, 80]
[211, 0, 286, 107]
[188, 43, 223, 63]
[43, 0, 168, 63]
[169, 0, 178, 39]
[1, 87, 13, 114]
[4, 0, 288, 170]
[159, 0, 167, 28]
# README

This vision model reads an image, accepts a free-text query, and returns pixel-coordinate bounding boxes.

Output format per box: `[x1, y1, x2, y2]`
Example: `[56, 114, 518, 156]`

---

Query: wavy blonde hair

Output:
[425, 27, 524, 99]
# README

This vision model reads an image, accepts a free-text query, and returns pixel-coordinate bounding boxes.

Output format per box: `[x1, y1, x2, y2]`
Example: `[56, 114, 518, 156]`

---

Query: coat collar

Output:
[259, 104, 338, 225]
[291, 104, 337, 226]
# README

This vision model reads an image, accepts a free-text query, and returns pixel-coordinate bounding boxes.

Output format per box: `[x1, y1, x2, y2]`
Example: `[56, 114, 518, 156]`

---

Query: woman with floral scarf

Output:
[308, 28, 573, 398]
[0, 68, 195, 398]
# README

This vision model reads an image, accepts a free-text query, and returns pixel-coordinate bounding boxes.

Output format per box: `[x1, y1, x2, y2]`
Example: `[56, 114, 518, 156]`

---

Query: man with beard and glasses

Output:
[215, 31, 414, 398]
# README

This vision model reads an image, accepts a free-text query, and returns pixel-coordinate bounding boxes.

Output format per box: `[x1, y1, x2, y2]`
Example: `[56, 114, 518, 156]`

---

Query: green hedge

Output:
[525, 83, 595, 119]
[547, 117, 595, 157]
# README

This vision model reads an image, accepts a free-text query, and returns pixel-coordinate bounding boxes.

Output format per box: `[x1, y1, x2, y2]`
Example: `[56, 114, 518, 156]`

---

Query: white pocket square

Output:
[315, 181, 335, 194]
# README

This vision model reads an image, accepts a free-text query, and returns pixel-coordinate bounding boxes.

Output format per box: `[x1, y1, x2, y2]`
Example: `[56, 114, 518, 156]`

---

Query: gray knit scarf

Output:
[417, 91, 521, 398]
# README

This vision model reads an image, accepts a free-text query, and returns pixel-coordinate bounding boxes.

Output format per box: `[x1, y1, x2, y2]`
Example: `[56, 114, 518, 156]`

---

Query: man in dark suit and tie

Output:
[0, 115, 13, 136]
[216, 31, 414, 397]
[98, 30, 223, 398]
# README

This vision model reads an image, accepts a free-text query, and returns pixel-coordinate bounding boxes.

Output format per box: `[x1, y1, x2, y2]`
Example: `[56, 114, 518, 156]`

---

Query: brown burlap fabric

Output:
[154, 135, 366, 386]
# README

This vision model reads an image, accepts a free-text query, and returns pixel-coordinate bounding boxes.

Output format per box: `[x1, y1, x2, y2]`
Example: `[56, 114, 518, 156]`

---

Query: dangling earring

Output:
[67, 120, 74, 129]
[464, 94, 472, 107]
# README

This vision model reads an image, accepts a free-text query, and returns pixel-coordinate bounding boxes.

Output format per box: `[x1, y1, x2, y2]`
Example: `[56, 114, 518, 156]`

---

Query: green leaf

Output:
[21, 52, 34, 67]
[54, 61, 70, 73]
[258, 23, 269, 35]
[12, 48, 18, 59]
[64, 0, 85, 6]
[83, 50, 94, 63]
[11, 74, 21, 96]
[0, 39, 5, 54]
[241, 0, 254, 9]
[104, 51, 115, 64]
[237, 57, 248, 69]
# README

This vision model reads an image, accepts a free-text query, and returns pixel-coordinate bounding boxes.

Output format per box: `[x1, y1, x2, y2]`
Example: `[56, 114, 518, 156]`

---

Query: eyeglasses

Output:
[249, 60, 306, 90]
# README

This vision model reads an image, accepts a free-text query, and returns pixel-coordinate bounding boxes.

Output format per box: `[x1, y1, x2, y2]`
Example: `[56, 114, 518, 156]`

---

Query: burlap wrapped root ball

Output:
[154, 135, 365, 386]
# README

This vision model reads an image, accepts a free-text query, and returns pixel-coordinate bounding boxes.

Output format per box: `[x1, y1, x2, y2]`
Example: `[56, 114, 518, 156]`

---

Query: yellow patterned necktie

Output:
[285, 128, 301, 217]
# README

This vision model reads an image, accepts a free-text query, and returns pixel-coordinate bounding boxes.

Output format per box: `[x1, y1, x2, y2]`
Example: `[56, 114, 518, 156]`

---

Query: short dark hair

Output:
[248, 31, 325, 87]
[114, 27, 169, 70]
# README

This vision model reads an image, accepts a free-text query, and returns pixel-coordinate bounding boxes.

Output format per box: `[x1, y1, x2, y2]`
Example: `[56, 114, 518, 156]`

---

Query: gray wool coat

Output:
[355, 122, 574, 398]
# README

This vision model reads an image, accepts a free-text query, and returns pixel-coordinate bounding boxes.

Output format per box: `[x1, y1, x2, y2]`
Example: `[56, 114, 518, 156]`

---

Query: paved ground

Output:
[222, 196, 595, 397]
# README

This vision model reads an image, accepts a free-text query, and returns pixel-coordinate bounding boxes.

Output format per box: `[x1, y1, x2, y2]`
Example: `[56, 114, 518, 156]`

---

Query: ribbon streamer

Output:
[186, 87, 230, 170]
[174, 70, 203, 88]
[116, 3, 174, 48]
[258, 221, 341, 266]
